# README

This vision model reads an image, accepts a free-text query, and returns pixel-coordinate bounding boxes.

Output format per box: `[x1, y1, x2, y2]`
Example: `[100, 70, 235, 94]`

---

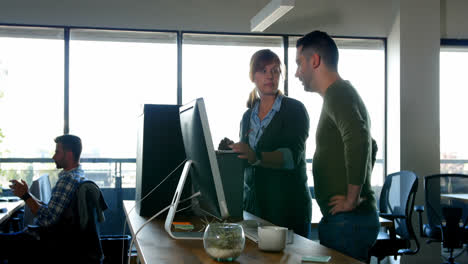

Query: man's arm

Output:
[10, 179, 42, 214]
[34, 176, 77, 227]
[326, 87, 371, 215]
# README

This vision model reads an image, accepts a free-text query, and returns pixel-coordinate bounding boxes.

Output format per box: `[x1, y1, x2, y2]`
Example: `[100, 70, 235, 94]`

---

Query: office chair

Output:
[415, 174, 468, 264]
[369, 170, 420, 263]
[33, 180, 108, 264]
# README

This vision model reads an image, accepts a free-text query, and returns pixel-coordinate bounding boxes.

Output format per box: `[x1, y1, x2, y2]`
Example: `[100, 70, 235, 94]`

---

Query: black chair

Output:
[58, 180, 108, 264]
[416, 174, 468, 264]
[369, 170, 420, 263]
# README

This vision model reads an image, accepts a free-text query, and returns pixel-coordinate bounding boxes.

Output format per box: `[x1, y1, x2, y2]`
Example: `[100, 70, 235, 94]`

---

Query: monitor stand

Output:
[164, 160, 204, 240]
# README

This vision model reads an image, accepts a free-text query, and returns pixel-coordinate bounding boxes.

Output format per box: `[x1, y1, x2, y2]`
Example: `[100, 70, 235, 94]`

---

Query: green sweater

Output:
[313, 79, 376, 216]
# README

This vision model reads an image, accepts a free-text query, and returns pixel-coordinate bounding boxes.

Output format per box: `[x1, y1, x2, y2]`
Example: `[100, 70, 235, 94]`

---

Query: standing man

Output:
[295, 30, 379, 262]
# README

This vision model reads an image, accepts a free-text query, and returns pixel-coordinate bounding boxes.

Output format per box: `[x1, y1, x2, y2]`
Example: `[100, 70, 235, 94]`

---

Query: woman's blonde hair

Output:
[246, 49, 283, 108]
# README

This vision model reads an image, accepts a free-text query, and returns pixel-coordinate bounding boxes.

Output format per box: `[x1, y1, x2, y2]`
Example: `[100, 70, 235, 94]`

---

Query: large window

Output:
[68, 29, 177, 187]
[440, 46, 468, 174]
[288, 38, 386, 187]
[0, 26, 64, 187]
[182, 34, 283, 146]
[0, 25, 387, 191]
[69, 29, 177, 159]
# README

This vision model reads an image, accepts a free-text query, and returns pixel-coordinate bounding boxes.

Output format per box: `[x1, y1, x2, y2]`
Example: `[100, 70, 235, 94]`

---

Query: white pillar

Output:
[388, 0, 441, 263]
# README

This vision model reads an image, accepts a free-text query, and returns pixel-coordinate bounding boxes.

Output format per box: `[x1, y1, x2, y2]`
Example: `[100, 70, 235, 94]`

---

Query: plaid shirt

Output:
[35, 165, 86, 227]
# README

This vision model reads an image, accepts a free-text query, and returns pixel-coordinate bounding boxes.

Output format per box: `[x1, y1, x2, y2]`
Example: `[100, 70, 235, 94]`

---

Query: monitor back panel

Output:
[136, 104, 190, 217]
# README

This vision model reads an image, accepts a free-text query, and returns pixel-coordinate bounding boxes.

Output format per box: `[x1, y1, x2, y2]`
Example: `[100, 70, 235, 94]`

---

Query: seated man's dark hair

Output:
[296, 30, 339, 71]
[54, 134, 82, 162]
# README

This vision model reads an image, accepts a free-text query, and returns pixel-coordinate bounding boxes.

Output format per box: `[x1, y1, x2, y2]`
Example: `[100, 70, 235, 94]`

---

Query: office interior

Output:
[0, 0, 467, 263]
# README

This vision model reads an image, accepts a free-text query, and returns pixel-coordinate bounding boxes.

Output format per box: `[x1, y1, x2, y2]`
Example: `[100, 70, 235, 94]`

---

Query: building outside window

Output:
[0, 26, 64, 188]
[69, 29, 177, 188]
[440, 46, 468, 174]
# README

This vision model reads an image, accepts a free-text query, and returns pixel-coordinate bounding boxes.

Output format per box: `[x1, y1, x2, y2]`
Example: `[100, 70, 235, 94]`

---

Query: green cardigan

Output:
[240, 97, 312, 229]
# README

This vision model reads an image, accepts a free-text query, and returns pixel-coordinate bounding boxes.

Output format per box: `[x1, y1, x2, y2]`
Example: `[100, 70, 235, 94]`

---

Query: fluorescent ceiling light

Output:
[250, 0, 295, 32]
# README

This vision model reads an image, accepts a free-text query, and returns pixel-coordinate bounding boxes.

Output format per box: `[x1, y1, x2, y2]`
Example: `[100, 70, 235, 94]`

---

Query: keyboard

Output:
[215, 150, 235, 154]
[241, 222, 294, 244]
[0, 196, 20, 202]
[243, 226, 260, 243]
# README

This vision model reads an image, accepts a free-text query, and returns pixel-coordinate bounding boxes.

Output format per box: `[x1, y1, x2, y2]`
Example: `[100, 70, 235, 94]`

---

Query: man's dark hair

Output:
[296, 30, 339, 71]
[54, 134, 82, 162]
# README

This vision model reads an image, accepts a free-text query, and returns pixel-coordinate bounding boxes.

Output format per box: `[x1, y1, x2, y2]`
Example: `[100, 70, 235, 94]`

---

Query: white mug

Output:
[258, 226, 288, 252]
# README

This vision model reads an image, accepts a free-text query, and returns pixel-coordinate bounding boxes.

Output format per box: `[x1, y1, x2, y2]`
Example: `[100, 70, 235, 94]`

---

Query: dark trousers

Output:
[318, 210, 379, 262]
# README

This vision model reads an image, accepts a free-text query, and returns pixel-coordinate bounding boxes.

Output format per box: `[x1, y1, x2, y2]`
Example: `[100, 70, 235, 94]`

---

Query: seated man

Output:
[1, 135, 101, 263]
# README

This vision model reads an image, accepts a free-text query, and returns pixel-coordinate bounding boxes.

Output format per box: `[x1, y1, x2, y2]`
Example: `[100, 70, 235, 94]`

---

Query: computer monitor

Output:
[24, 173, 52, 225]
[135, 104, 189, 217]
[165, 98, 229, 240]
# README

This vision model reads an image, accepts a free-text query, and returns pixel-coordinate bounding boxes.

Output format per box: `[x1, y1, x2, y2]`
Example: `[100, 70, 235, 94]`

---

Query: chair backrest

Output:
[424, 174, 468, 232]
[55, 180, 106, 263]
[24, 173, 52, 225]
[379, 170, 418, 240]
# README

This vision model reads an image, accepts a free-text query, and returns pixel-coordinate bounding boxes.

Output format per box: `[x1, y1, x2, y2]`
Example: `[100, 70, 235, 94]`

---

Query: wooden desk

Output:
[0, 200, 24, 225]
[441, 193, 468, 201]
[124, 200, 363, 264]
[311, 199, 393, 228]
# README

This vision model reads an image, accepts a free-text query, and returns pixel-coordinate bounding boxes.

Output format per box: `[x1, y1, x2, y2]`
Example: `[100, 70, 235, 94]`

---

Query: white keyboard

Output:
[243, 226, 260, 243]
[240, 221, 294, 244]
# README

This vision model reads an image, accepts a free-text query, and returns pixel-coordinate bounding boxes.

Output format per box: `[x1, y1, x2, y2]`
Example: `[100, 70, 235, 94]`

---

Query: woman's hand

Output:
[229, 142, 257, 164]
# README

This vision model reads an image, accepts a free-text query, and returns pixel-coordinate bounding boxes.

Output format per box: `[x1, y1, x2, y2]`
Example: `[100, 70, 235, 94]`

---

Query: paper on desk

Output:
[302, 255, 331, 263]
[172, 221, 194, 230]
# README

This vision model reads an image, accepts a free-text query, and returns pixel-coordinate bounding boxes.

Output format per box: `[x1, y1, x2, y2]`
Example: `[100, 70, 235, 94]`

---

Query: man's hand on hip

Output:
[328, 195, 357, 215]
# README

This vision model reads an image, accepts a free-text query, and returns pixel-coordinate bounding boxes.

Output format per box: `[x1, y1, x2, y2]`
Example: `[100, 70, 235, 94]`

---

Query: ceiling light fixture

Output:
[250, 0, 295, 32]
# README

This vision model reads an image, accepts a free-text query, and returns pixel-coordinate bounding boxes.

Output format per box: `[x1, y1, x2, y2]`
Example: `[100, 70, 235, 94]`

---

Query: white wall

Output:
[441, 0, 468, 38]
[0, 0, 467, 38]
[398, 1, 441, 262]
[0, 0, 391, 37]
[387, 9, 401, 176]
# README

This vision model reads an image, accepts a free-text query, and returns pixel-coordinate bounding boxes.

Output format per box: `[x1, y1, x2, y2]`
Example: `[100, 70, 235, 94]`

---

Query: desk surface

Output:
[0, 200, 24, 225]
[441, 193, 468, 201]
[311, 199, 393, 228]
[124, 200, 363, 264]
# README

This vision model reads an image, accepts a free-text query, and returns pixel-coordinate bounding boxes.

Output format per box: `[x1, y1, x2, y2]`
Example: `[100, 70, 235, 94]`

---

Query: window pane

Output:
[0, 26, 64, 187]
[182, 33, 283, 147]
[288, 37, 386, 187]
[0, 162, 59, 191]
[440, 47, 468, 174]
[69, 29, 177, 160]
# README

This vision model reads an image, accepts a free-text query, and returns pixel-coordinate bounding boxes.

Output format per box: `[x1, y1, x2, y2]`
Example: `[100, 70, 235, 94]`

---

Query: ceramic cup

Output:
[258, 226, 288, 252]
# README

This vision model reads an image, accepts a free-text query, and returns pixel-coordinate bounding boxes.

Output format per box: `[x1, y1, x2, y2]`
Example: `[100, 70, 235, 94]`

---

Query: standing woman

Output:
[230, 49, 312, 237]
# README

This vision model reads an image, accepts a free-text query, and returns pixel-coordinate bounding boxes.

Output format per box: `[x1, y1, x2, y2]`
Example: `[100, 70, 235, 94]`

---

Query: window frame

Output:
[0, 23, 388, 186]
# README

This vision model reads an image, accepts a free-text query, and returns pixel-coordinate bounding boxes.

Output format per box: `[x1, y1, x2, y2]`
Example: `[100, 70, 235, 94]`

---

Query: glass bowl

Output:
[203, 223, 245, 262]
